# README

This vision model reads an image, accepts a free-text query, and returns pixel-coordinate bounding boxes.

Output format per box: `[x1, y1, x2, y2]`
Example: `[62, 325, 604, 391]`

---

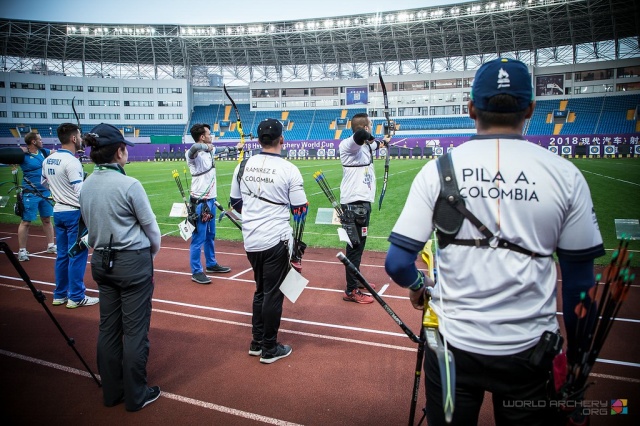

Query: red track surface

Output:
[0, 223, 638, 425]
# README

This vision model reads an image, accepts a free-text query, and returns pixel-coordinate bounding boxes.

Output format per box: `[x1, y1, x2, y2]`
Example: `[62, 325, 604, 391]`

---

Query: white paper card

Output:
[170, 202, 188, 217]
[337, 227, 353, 248]
[178, 219, 195, 241]
[280, 267, 309, 303]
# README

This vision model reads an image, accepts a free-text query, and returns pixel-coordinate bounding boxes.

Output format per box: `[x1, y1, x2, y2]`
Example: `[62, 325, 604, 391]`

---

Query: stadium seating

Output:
[3, 94, 636, 142]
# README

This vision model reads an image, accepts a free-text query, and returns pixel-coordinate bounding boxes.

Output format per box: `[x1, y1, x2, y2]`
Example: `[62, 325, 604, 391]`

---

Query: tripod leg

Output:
[0, 242, 101, 387]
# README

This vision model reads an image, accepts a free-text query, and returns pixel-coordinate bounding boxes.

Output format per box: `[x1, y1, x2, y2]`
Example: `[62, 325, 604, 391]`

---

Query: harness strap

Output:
[435, 153, 549, 258]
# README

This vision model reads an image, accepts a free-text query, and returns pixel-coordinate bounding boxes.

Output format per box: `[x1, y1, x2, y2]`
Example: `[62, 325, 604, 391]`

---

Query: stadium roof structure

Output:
[1, 0, 638, 84]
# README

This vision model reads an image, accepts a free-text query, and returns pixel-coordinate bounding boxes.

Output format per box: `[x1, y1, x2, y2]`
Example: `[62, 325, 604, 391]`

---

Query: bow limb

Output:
[377, 68, 391, 210]
[223, 84, 246, 163]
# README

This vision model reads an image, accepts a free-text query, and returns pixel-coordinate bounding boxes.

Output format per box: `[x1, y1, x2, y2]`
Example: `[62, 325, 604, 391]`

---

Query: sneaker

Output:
[66, 296, 99, 309]
[46, 245, 57, 254]
[205, 264, 231, 273]
[191, 272, 211, 284]
[248, 340, 262, 357]
[128, 386, 161, 412]
[52, 297, 68, 306]
[343, 289, 374, 304]
[18, 251, 29, 262]
[260, 343, 292, 364]
[358, 283, 376, 290]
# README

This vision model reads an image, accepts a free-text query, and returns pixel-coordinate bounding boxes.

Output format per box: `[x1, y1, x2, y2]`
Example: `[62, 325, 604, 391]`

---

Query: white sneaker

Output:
[46, 245, 57, 254]
[66, 296, 99, 309]
[52, 297, 68, 306]
[18, 251, 29, 262]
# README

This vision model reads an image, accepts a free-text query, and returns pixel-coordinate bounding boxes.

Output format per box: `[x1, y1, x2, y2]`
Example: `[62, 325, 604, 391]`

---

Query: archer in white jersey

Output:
[385, 58, 604, 425]
[230, 118, 307, 364]
[41, 123, 91, 307]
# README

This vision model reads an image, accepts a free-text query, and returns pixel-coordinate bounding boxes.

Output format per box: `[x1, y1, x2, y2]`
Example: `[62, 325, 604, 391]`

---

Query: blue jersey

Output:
[20, 148, 51, 195]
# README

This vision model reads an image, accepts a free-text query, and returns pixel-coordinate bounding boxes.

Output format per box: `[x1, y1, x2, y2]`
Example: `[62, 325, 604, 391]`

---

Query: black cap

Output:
[257, 118, 283, 142]
[87, 123, 135, 147]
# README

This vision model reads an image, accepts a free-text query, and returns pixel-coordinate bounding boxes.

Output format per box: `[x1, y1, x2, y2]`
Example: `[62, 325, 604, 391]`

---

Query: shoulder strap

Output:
[433, 153, 550, 258]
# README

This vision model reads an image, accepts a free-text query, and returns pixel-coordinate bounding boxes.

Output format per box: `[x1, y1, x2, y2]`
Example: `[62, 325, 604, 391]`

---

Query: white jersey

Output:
[389, 136, 604, 356]
[41, 149, 84, 212]
[230, 152, 307, 252]
[186, 148, 218, 199]
[339, 135, 379, 204]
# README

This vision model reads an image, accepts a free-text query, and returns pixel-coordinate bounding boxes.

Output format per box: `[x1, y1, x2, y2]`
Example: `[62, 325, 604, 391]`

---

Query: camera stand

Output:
[0, 242, 101, 387]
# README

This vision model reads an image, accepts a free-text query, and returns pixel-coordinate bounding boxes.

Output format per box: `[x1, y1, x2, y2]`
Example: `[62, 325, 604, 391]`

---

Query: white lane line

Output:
[0, 280, 407, 338]
[589, 372, 640, 383]
[378, 284, 390, 296]
[581, 170, 640, 186]
[1, 281, 638, 371]
[153, 309, 414, 352]
[230, 267, 252, 279]
[0, 349, 303, 426]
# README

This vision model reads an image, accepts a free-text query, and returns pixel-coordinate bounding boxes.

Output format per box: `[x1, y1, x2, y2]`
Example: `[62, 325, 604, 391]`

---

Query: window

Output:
[0, 111, 6, 117]
[11, 97, 46, 104]
[157, 88, 182, 94]
[53, 112, 86, 119]
[18, 83, 45, 90]
[51, 99, 84, 106]
[123, 87, 153, 94]
[89, 100, 120, 106]
[50, 84, 83, 92]
[13, 111, 47, 118]
[89, 113, 120, 120]
[158, 100, 182, 107]
[158, 114, 183, 119]
[88, 86, 119, 93]
[124, 114, 154, 120]
[123, 100, 154, 107]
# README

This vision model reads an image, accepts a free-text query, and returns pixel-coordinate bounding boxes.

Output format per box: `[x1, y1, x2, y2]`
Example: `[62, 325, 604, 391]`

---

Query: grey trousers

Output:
[92, 248, 154, 411]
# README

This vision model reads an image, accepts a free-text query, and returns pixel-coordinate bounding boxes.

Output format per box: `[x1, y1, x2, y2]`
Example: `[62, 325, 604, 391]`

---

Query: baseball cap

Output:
[257, 118, 283, 142]
[470, 58, 534, 112]
[87, 123, 135, 147]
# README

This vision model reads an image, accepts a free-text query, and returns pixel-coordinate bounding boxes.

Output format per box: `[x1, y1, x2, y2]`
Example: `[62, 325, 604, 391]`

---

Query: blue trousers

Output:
[53, 210, 89, 302]
[189, 198, 218, 274]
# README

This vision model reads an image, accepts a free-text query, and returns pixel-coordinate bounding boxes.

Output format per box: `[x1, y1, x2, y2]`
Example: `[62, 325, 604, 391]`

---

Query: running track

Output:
[0, 223, 637, 425]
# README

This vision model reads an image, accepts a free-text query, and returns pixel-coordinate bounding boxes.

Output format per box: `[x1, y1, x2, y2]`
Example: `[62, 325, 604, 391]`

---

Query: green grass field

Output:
[1, 156, 638, 265]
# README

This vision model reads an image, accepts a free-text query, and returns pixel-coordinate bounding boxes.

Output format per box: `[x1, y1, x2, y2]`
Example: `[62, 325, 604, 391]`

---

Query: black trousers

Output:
[246, 241, 290, 351]
[92, 248, 154, 412]
[341, 201, 371, 293]
[424, 341, 557, 426]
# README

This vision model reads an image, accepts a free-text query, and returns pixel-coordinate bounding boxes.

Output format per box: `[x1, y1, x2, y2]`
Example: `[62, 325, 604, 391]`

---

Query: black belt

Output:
[94, 248, 149, 254]
[190, 197, 211, 205]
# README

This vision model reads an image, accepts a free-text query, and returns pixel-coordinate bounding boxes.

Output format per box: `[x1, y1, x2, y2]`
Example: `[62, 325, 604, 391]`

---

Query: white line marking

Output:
[378, 284, 390, 296]
[589, 372, 640, 383]
[0, 349, 303, 426]
[581, 170, 640, 186]
[230, 267, 252, 279]
[595, 358, 640, 368]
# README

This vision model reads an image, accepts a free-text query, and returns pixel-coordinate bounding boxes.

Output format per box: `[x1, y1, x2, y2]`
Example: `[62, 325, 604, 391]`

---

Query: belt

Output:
[190, 197, 211, 205]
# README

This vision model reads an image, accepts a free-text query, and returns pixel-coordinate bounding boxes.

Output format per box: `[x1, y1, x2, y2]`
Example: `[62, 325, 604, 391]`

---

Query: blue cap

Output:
[87, 123, 135, 147]
[470, 58, 533, 112]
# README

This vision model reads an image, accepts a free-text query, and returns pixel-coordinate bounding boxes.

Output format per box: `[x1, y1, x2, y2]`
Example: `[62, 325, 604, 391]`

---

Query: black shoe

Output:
[128, 386, 161, 412]
[248, 340, 262, 357]
[191, 272, 211, 284]
[206, 264, 231, 273]
[260, 343, 292, 364]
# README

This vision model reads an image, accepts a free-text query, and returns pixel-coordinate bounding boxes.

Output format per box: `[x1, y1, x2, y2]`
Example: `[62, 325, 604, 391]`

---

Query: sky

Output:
[0, 0, 462, 25]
